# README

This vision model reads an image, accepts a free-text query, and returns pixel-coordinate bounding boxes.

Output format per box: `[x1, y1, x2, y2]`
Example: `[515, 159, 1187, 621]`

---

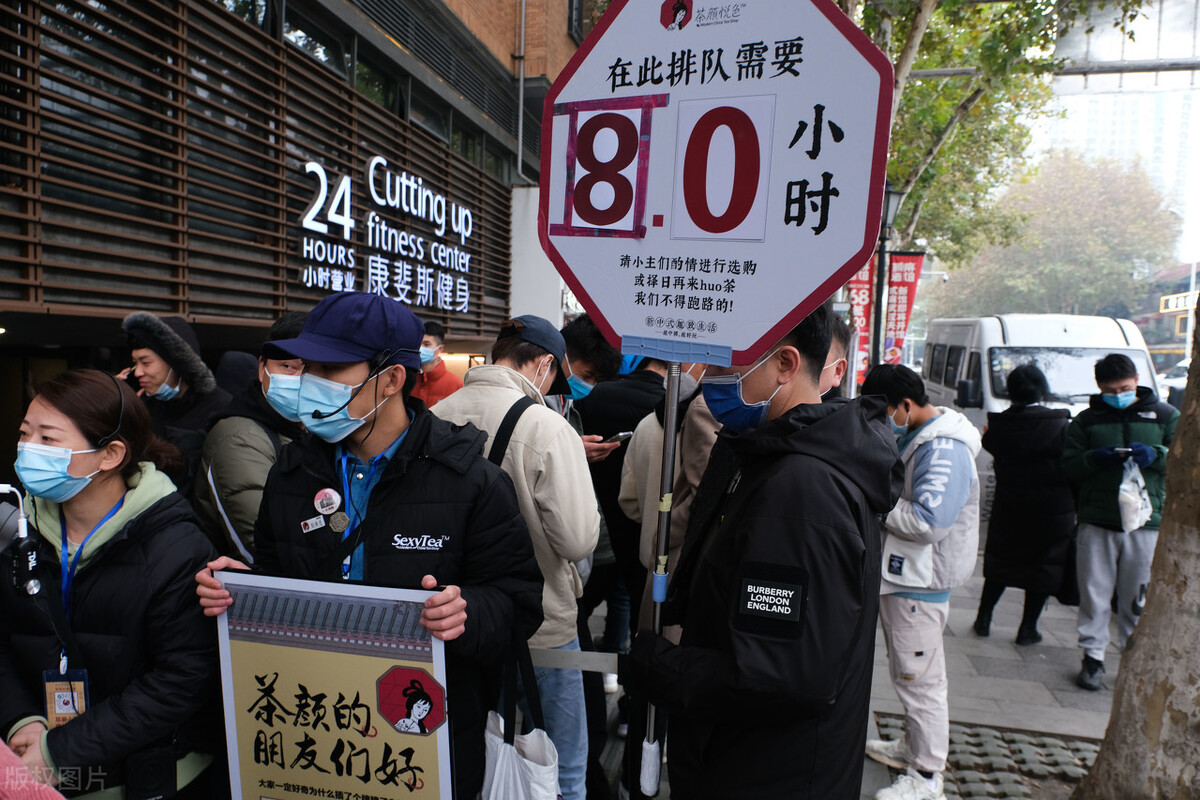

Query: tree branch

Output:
[838, 0, 859, 19]
[898, 81, 988, 197]
[892, 0, 940, 116]
[894, 194, 926, 249]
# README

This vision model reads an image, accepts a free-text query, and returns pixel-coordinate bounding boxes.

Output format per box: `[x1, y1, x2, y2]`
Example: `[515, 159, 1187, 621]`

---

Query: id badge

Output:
[43, 669, 89, 729]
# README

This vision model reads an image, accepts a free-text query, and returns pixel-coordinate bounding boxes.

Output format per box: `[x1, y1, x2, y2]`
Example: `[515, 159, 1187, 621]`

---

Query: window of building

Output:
[568, 0, 584, 44]
[451, 120, 481, 166]
[356, 57, 399, 114]
[215, 0, 266, 27]
[410, 84, 449, 141]
[284, 8, 350, 76]
[483, 144, 510, 183]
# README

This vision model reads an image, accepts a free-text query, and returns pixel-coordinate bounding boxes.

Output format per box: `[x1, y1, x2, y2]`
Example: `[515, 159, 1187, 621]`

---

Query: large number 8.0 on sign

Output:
[550, 94, 775, 243]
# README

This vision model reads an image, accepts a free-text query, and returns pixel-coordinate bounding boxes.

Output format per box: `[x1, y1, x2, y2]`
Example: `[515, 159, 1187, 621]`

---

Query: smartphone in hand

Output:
[603, 431, 634, 444]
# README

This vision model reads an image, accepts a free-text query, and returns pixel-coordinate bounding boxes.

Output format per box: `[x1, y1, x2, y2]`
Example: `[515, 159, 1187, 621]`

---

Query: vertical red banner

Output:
[846, 259, 873, 385]
[883, 252, 925, 365]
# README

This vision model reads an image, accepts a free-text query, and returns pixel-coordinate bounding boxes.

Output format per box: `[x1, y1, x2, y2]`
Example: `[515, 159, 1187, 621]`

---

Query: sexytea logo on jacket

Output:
[392, 534, 449, 551]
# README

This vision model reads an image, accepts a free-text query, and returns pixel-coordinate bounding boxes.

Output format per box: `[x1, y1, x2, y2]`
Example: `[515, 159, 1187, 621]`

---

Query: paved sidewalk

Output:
[861, 565, 1118, 799]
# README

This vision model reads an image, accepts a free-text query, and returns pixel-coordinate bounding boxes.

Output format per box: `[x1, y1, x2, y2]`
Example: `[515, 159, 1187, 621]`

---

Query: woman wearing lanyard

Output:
[0, 369, 221, 798]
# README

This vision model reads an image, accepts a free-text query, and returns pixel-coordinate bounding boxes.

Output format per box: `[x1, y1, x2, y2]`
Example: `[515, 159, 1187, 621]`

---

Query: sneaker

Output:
[604, 672, 620, 694]
[1077, 656, 1105, 690]
[874, 768, 945, 800]
[865, 736, 909, 769]
[1015, 627, 1043, 646]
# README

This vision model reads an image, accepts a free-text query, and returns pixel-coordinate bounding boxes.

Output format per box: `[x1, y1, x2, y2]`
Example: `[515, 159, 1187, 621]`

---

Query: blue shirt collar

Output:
[336, 413, 412, 467]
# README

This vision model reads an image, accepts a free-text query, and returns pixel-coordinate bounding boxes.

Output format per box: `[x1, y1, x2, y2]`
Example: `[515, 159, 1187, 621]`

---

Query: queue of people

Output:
[0, 289, 1178, 800]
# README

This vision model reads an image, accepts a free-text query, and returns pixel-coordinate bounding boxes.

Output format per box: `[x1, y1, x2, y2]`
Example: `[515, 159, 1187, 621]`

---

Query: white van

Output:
[921, 314, 1160, 521]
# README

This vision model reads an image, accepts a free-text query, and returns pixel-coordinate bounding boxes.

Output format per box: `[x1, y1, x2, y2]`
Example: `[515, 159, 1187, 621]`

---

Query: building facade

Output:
[0, 0, 586, 477]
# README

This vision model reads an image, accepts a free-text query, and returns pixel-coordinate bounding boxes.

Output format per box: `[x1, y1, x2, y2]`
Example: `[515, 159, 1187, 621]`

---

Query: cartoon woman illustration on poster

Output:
[667, 0, 689, 30]
[395, 679, 434, 734]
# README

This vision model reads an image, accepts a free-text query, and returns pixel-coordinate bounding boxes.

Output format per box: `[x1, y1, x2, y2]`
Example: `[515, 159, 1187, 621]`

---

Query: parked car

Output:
[1158, 358, 1188, 407]
[921, 314, 1159, 522]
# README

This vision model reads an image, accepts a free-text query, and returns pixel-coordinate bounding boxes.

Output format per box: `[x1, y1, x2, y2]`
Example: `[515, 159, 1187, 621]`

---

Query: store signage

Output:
[1160, 291, 1198, 314]
[298, 157, 477, 314]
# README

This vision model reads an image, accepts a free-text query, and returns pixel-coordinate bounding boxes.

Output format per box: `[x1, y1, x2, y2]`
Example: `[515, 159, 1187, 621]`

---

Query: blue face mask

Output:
[150, 369, 179, 401]
[263, 372, 303, 422]
[567, 374, 594, 401]
[1102, 390, 1137, 410]
[890, 405, 910, 437]
[297, 372, 391, 443]
[15, 442, 100, 503]
[419, 347, 437, 366]
[700, 352, 782, 432]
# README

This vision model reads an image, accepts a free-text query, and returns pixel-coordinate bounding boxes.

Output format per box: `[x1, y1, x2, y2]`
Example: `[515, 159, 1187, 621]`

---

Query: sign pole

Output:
[1188, 261, 1197, 359]
[871, 228, 888, 366]
[640, 361, 682, 795]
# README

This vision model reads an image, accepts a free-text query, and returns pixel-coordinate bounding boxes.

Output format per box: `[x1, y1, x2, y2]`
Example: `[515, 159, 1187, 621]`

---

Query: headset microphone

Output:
[311, 400, 352, 420]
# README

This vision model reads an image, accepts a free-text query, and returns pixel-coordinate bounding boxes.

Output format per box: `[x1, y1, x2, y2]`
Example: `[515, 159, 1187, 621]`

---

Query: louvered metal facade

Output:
[0, 0, 515, 338]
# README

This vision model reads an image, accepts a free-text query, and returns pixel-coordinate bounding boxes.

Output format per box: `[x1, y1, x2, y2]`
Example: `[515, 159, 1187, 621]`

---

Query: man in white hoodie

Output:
[860, 365, 981, 800]
[432, 315, 600, 800]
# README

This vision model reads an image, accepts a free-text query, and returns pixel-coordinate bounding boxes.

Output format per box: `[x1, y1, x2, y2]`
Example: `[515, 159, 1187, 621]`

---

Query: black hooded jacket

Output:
[145, 386, 231, 490]
[253, 403, 544, 800]
[628, 396, 903, 799]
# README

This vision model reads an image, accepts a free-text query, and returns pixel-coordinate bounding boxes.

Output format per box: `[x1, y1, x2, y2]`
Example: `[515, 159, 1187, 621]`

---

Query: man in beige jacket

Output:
[433, 315, 599, 800]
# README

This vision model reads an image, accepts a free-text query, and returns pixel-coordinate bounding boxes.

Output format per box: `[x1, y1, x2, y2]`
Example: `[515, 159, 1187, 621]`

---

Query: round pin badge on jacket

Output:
[329, 512, 351, 533]
[315, 488, 342, 515]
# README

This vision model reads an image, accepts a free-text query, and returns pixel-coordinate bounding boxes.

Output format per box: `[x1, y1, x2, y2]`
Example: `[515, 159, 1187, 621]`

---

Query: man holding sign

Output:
[196, 292, 544, 800]
[625, 306, 902, 798]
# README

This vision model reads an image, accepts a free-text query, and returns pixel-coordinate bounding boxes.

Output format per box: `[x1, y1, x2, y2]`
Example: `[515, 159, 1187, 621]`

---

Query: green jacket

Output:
[193, 383, 301, 560]
[1061, 387, 1178, 530]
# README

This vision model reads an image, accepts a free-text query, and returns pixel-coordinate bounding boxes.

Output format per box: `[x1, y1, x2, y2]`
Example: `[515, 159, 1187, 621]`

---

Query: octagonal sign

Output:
[377, 666, 447, 736]
[539, 0, 892, 365]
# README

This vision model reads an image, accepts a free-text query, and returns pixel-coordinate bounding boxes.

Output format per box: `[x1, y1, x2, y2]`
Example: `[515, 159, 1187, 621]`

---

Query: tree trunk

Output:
[1070, 317, 1200, 798]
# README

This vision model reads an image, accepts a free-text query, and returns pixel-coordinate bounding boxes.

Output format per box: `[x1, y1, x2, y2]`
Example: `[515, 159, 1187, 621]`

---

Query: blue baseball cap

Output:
[499, 315, 572, 396]
[271, 292, 423, 370]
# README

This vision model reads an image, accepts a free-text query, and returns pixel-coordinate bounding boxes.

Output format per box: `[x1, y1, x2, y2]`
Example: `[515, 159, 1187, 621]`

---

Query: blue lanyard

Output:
[60, 495, 125, 619]
[338, 453, 383, 577]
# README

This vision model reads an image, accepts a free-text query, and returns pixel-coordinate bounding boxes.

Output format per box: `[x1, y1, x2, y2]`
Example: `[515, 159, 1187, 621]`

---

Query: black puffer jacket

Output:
[145, 386, 232, 491]
[982, 405, 1075, 593]
[629, 397, 903, 799]
[0, 491, 220, 793]
[253, 403, 544, 800]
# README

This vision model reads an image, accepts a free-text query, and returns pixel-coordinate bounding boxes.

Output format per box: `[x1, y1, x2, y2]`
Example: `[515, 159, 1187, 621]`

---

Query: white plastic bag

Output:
[482, 710, 561, 800]
[1118, 459, 1153, 533]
